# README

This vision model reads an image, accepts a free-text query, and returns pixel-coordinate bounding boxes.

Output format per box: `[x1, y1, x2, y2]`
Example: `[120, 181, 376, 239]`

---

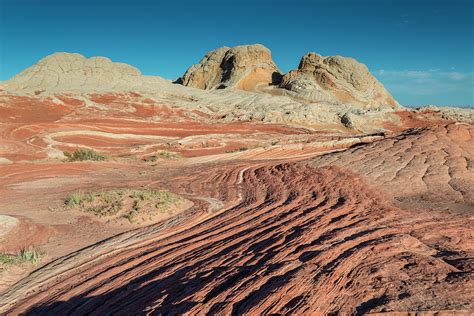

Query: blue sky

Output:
[0, 0, 472, 107]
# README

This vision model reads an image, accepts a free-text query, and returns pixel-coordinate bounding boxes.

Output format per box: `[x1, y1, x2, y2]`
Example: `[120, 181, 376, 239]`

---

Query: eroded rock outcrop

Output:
[180, 45, 399, 109]
[280, 52, 400, 109]
[179, 44, 282, 91]
[1, 52, 169, 93]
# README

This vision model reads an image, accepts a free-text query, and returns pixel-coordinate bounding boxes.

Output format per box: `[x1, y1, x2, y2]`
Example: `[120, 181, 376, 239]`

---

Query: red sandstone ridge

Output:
[0, 123, 473, 314]
[1, 160, 472, 314]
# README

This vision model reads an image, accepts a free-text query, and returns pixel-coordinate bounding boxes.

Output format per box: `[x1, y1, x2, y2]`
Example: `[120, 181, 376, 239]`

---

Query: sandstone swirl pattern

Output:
[0, 125, 472, 314]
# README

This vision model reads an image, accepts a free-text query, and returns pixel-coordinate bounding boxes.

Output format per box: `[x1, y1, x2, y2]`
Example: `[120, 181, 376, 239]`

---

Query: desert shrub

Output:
[145, 151, 180, 162]
[64, 192, 84, 207]
[64, 189, 184, 223]
[0, 253, 15, 265]
[18, 248, 41, 264]
[148, 155, 158, 162]
[65, 190, 122, 216]
[226, 147, 249, 153]
[64, 149, 106, 162]
[0, 248, 41, 266]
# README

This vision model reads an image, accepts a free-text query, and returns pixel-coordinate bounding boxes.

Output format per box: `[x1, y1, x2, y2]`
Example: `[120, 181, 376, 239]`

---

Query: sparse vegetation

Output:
[145, 151, 180, 162]
[64, 148, 106, 162]
[18, 248, 41, 264]
[0, 248, 41, 266]
[0, 253, 15, 265]
[64, 189, 185, 223]
[226, 147, 249, 153]
[64, 191, 85, 207]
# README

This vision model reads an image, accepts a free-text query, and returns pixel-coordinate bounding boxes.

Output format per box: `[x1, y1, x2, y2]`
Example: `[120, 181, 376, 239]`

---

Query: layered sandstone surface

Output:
[310, 122, 474, 212]
[0, 124, 472, 314]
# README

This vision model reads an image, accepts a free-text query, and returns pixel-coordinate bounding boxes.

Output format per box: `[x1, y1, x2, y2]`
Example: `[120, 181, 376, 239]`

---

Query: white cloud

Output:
[376, 69, 473, 86]
[448, 71, 468, 80]
[374, 68, 474, 106]
[377, 69, 432, 78]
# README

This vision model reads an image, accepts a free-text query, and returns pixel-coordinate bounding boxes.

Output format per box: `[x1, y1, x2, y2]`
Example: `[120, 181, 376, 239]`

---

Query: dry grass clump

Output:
[226, 147, 248, 153]
[64, 148, 106, 162]
[0, 248, 41, 267]
[146, 151, 180, 162]
[64, 189, 184, 223]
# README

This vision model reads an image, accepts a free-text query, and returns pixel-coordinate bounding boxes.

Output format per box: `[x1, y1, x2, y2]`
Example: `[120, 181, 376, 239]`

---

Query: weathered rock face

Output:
[180, 44, 282, 91]
[1, 52, 168, 93]
[280, 52, 400, 109]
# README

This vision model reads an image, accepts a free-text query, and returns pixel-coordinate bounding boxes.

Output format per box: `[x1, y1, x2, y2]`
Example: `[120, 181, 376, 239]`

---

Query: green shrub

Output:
[64, 149, 106, 162]
[64, 192, 84, 207]
[145, 151, 180, 162]
[64, 188, 184, 224]
[0, 253, 15, 265]
[18, 248, 41, 265]
[0, 248, 41, 266]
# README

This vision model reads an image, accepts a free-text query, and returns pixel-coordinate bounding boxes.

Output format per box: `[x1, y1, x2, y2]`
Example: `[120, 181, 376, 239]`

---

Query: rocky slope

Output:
[179, 44, 282, 91]
[280, 52, 400, 109]
[421, 106, 474, 123]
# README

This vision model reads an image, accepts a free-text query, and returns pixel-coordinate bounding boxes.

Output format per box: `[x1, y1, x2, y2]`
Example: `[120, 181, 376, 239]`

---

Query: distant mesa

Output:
[178, 44, 283, 91]
[1, 52, 168, 93]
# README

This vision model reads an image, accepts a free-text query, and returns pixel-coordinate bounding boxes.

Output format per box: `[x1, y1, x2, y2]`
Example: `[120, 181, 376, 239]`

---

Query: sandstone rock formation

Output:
[0, 49, 403, 134]
[280, 52, 400, 109]
[179, 44, 282, 91]
[1, 52, 169, 93]
[180, 45, 400, 109]
[6, 48, 472, 134]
